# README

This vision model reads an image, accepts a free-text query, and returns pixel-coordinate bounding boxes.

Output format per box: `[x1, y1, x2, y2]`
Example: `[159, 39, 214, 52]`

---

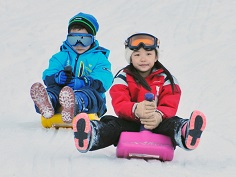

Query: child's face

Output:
[131, 48, 157, 78]
[70, 28, 91, 54]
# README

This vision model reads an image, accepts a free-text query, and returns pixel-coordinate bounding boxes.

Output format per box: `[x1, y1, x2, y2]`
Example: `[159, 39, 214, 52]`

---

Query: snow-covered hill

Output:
[0, 0, 235, 176]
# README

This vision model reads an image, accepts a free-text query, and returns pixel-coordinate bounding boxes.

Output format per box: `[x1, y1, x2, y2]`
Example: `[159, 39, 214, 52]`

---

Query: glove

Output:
[67, 77, 85, 90]
[54, 70, 72, 85]
[134, 100, 156, 119]
[140, 111, 162, 130]
[54, 66, 73, 85]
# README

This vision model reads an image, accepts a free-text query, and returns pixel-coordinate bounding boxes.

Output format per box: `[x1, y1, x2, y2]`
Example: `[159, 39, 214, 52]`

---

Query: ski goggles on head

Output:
[125, 33, 160, 50]
[66, 33, 95, 47]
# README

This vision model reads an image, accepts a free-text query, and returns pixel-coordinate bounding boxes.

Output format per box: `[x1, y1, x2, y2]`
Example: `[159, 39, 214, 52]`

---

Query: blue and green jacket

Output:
[42, 40, 113, 116]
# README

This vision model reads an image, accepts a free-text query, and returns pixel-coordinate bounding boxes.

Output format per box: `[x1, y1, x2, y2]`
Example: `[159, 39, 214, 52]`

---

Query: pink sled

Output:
[116, 129, 174, 161]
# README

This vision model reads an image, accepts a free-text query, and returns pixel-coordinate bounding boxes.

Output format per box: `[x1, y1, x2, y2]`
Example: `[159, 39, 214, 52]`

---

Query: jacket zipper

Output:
[74, 54, 79, 76]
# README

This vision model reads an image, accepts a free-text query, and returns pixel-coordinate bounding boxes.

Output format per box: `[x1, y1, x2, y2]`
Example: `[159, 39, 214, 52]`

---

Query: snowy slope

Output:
[0, 0, 236, 176]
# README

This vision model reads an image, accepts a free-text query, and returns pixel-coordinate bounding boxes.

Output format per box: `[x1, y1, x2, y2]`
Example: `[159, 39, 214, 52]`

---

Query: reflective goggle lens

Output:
[66, 33, 94, 47]
[126, 33, 159, 50]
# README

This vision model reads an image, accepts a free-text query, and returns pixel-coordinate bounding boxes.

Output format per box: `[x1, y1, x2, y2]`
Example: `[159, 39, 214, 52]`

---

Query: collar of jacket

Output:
[150, 68, 164, 76]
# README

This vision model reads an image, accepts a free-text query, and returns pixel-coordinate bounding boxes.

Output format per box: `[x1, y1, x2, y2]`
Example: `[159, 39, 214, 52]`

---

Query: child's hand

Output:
[134, 100, 156, 119]
[67, 77, 85, 90]
[140, 111, 162, 130]
[55, 70, 71, 85]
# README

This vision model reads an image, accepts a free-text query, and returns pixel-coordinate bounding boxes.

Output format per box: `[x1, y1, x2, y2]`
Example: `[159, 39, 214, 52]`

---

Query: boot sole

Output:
[73, 113, 91, 153]
[59, 86, 75, 123]
[185, 110, 206, 150]
[30, 82, 54, 118]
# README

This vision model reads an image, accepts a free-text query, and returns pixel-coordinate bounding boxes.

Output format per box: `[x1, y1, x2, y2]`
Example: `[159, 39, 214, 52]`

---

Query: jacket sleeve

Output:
[109, 74, 137, 121]
[43, 74, 57, 86]
[42, 52, 67, 85]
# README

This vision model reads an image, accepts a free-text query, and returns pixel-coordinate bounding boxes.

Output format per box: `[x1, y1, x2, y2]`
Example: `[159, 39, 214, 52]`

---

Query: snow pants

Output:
[35, 85, 107, 117]
[90, 115, 188, 151]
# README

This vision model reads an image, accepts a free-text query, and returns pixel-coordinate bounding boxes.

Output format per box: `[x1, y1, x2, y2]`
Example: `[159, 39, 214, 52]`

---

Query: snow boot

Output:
[73, 113, 94, 153]
[59, 86, 75, 123]
[184, 110, 206, 150]
[30, 82, 54, 118]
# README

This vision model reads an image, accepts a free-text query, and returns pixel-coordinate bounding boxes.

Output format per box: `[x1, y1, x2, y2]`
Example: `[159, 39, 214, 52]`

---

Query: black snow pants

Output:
[90, 115, 188, 151]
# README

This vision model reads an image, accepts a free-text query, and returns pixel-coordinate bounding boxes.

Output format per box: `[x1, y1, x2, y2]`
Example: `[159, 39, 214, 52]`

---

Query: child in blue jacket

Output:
[30, 12, 113, 123]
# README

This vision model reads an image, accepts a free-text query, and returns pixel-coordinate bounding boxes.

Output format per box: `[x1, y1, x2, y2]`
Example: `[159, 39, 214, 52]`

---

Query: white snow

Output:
[0, 0, 236, 176]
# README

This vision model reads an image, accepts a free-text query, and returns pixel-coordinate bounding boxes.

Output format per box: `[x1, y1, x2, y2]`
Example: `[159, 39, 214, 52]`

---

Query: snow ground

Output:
[0, 0, 236, 176]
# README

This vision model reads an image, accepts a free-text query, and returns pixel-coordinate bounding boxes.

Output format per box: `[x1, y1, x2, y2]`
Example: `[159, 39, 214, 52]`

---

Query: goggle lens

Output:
[66, 33, 94, 47]
[126, 33, 159, 50]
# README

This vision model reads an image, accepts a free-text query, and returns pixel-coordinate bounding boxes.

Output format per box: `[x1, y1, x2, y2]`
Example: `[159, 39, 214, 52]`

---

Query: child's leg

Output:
[59, 86, 91, 123]
[73, 88, 107, 117]
[59, 86, 103, 123]
[72, 114, 140, 152]
[92, 115, 140, 149]
[155, 110, 206, 150]
[153, 116, 187, 148]
[30, 82, 54, 118]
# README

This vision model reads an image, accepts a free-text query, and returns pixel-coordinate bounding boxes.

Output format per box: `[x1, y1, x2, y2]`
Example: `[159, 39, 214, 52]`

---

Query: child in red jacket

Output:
[72, 33, 206, 153]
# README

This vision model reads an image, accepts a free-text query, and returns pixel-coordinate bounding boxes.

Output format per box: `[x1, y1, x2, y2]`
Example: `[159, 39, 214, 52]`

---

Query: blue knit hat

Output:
[68, 12, 99, 36]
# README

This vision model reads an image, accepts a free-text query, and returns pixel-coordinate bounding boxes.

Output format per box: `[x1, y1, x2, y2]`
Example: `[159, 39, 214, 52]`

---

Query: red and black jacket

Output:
[109, 68, 181, 121]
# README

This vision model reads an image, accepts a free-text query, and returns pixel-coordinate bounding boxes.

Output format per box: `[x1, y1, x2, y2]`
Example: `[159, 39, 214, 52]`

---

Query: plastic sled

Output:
[116, 93, 174, 161]
[41, 113, 99, 129]
[116, 130, 174, 161]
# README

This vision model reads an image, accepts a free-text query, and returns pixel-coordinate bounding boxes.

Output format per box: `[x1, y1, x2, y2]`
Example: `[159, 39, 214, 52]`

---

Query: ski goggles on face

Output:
[125, 33, 160, 50]
[66, 33, 95, 47]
